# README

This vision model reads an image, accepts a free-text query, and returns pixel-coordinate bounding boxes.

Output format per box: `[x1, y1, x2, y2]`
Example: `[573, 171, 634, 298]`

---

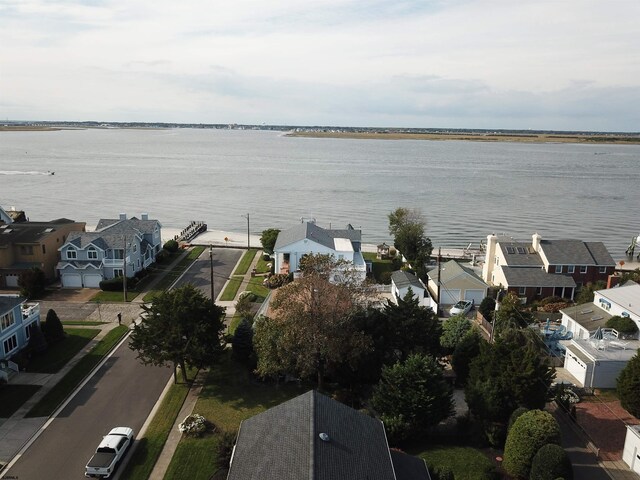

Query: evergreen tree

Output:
[440, 314, 471, 352]
[260, 228, 281, 255]
[617, 352, 640, 418]
[44, 309, 65, 343]
[18, 267, 47, 299]
[232, 318, 255, 366]
[451, 329, 483, 386]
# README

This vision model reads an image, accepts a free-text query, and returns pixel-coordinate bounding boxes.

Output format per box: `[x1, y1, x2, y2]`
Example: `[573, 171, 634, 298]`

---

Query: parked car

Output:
[450, 300, 473, 316]
[85, 427, 134, 478]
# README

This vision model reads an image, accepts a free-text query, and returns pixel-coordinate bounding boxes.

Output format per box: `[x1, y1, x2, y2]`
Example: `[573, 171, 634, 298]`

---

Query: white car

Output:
[450, 300, 473, 316]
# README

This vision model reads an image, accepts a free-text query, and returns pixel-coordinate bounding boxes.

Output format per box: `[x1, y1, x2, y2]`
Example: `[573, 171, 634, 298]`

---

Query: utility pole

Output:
[242, 213, 250, 249]
[436, 247, 441, 316]
[123, 235, 127, 303]
[209, 244, 215, 305]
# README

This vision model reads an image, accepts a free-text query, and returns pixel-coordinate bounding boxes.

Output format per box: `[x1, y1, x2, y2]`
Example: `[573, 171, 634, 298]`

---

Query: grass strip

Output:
[232, 249, 258, 276]
[90, 291, 139, 303]
[220, 277, 242, 302]
[28, 328, 100, 374]
[363, 251, 395, 283]
[246, 276, 269, 301]
[143, 247, 205, 302]
[227, 312, 243, 336]
[120, 369, 196, 480]
[0, 385, 41, 417]
[62, 321, 107, 326]
[255, 253, 271, 274]
[26, 325, 129, 418]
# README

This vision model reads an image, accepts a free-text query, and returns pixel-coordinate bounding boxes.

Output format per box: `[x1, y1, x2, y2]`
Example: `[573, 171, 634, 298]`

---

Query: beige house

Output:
[427, 259, 489, 306]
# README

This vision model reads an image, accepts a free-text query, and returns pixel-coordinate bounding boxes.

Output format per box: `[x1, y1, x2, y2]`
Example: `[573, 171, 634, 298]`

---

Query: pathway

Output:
[217, 249, 264, 319]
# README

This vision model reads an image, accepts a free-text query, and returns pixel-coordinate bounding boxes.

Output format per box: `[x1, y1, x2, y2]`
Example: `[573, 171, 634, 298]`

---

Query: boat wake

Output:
[0, 170, 54, 176]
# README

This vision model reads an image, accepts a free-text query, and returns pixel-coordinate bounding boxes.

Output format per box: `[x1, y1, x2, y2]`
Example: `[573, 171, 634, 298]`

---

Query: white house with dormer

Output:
[57, 213, 162, 288]
[273, 221, 366, 282]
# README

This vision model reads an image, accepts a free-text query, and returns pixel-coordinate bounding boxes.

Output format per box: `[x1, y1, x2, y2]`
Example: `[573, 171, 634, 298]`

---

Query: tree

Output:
[129, 284, 226, 383]
[574, 280, 606, 305]
[503, 410, 561, 479]
[253, 254, 372, 389]
[260, 228, 281, 255]
[163, 239, 179, 253]
[617, 352, 640, 418]
[370, 354, 453, 443]
[493, 292, 534, 335]
[451, 329, 483, 386]
[27, 324, 47, 354]
[478, 296, 496, 321]
[387, 208, 433, 279]
[440, 314, 471, 352]
[232, 318, 255, 366]
[465, 329, 555, 426]
[235, 292, 255, 320]
[529, 443, 574, 480]
[44, 309, 64, 344]
[18, 267, 46, 299]
[606, 315, 639, 335]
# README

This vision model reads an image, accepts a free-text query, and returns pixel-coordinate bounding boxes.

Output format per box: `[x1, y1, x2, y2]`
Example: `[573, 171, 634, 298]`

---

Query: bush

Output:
[539, 302, 571, 313]
[264, 273, 290, 289]
[155, 249, 169, 263]
[617, 352, 640, 418]
[178, 413, 209, 437]
[44, 309, 64, 344]
[529, 443, 573, 480]
[262, 254, 270, 261]
[379, 271, 393, 285]
[99, 276, 138, 292]
[507, 407, 528, 433]
[217, 430, 236, 466]
[606, 315, 639, 335]
[539, 296, 564, 306]
[503, 410, 561, 479]
[479, 297, 496, 320]
[431, 465, 454, 480]
[163, 239, 179, 253]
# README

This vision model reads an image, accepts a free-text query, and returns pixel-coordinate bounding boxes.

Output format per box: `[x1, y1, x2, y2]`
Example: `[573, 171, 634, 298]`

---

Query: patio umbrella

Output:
[591, 326, 604, 340]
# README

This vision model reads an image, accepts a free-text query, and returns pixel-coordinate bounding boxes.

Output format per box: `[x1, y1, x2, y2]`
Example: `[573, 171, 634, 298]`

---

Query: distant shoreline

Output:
[287, 131, 640, 144]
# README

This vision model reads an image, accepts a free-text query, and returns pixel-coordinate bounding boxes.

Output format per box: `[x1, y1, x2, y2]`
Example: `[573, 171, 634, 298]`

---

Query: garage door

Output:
[439, 289, 461, 305]
[83, 274, 103, 288]
[5, 274, 19, 288]
[565, 351, 587, 387]
[62, 273, 82, 288]
[464, 289, 486, 304]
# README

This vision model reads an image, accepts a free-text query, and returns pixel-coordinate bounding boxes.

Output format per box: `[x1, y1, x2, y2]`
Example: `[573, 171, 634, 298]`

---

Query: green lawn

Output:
[0, 385, 41, 417]
[363, 252, 396, 283]
[411, 445, 498, 480]
[26, 325, 129, 417]
[220, 277, 243, 302]
[163, 353, 306, 480]
[245, 276, 269, 301]
[143, 247, 204, 302]
[233, 249, 258, 276]
[121, 368, 197, 480]
[28, 328, 100, 373]
[62, 321, 107, 326]
[90, 290, 139, 303]
[255, 254, 271, 274]
[227, 313, 243, 336]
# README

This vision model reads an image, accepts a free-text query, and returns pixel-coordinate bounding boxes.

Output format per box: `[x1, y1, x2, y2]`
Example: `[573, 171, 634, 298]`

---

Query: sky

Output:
[1, 0, 639, 131]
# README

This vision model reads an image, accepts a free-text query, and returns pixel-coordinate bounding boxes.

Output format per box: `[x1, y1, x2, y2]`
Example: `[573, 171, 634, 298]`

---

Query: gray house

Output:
[57, 213, 162, 288]
[227, 390, 431, 480]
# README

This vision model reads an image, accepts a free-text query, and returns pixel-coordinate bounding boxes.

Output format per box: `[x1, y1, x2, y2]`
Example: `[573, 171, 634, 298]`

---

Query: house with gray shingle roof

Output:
[482, 233, 615, 303]
[426, 260, 489, 306]
[226, 390, 431, 480]
[57, 213, 161, 288]
[391, 270, 436, 310]
[273, 221, 366, 282]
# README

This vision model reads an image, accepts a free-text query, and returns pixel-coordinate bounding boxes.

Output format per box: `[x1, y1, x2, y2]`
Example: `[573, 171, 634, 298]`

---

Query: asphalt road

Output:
[4, 247, 242, 479]
[6, 339, 171, 479]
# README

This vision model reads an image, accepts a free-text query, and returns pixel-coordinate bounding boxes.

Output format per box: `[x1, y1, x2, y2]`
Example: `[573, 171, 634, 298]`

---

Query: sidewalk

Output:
[216, 248, 264, 320]
[0, 322, 121, 464]
[131, 249, 190, 304]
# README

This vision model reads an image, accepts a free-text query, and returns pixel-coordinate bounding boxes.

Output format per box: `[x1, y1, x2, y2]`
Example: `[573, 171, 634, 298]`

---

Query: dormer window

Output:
[87, 247, 98, 259]
[67, 249, 77, 260]
[556, 265, 563, 274]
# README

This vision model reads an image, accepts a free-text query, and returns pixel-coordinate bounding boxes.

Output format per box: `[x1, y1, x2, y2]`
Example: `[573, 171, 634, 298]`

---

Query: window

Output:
[536, 287, 543, 296]
[580, 266, 587, 274]
[25, 321, 37, 340]
[3, 334, 18, 355]
[494, 256, 499, 265]
[567, 265, 575, 273]
[599, 266, 607, 273]
[87, 248, 98, 260]
[113, 269, 124, 278]
[114, 249, 124, 260]
[556, 265, 563, 273]
[20, 245, 34, 255]
[1, 310, 16, 331]
[506, 246, 515, 254]
[133, 244, 137, 253]
[517, 247, 526, 254]
[66, 249, 77, 259]
[519, 286, 526, 295]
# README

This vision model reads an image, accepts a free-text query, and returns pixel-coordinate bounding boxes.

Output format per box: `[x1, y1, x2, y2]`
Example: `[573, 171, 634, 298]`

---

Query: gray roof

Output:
[540, 240, 615, 266]
[392, 270, 424, 291]
[560, 303, 612, 331]
[428, 260, 487, 288]
[0, 295, 25, 315]
[0, 220, 83, 247]
[501, 267, 577, 287]
[499, 241, 544, 267]
[227, 390, 402, 480]
[96, 217, 160, 236]
[65, 216, 160, 250]
[274, 222, 361, 251]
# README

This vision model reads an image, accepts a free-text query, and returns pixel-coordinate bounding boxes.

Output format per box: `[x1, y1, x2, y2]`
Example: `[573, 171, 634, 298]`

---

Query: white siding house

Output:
[391, 270, 435, 311]
[623, 425, 640, 474]
[57, 213, 162, 288]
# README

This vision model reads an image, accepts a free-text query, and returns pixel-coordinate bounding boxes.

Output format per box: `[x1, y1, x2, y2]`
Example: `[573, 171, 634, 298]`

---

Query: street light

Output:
[209, 244, 215, 305]
[242, 213, 250, 249]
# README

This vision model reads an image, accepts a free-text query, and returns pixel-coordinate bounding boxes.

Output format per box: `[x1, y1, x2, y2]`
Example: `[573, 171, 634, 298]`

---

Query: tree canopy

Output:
[440, 314, 472, 352]
[253, 254, 372, 388]
[19, 267, 46, 299]
[493, 292, 534, 335]
[260, 228, 281, 255]
[129, 284, 226, 383]
[617, 352, 640, 418]
[387, 207, 433, 280]
[371, 353, 453, 443]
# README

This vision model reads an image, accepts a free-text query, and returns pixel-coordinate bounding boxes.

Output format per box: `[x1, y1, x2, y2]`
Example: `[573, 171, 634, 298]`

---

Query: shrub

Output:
[178, 413, 209, 437]
[264, 273, 290, 289]
[163, 239, 179, 253]
[430, 465, 454, 480]
[155, 249, 169, 263]
[539, 296, 564, 306]
[479, 297, 496, 320]
[44, 309, 64, 344]
[99, 276, 138, 292]
[617, 352, 640, 418]
[379, 271, 393, 285]
[18, 267, 46, 299]
[529, 443, 573, 480]
[262, 254, 270, 261]
[217, 430, 236, 466]
[539, 302, 571, 313]
[507, 407, 528, 433]
[606, 315, 639, 335]
[503, 410, 561, 479]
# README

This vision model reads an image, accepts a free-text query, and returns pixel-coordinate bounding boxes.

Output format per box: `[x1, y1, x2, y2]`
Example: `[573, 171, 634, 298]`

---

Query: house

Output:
[57, 213, 162, 288]
[226, 390, 431, 480]
[0, 295, 41, 380]
[0, 206, 13, 224]
[273, 221, 366, 282]
[623, 425, 640, 474]
[482, 233, 615, 303]
[427, 260, 489, 306]
[391, 270, 436, 311]
[0, 217, 86, 288]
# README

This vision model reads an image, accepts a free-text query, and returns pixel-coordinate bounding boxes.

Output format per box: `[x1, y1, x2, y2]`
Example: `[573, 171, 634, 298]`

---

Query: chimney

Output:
[141, 213, 149, 220]
[119, 213, 127, 221]
[482, 234, 498, 282]
[532, 233, 542, 252]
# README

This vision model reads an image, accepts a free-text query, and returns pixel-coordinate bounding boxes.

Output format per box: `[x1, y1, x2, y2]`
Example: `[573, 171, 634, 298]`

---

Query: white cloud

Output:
[1, 0, 639, 130]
